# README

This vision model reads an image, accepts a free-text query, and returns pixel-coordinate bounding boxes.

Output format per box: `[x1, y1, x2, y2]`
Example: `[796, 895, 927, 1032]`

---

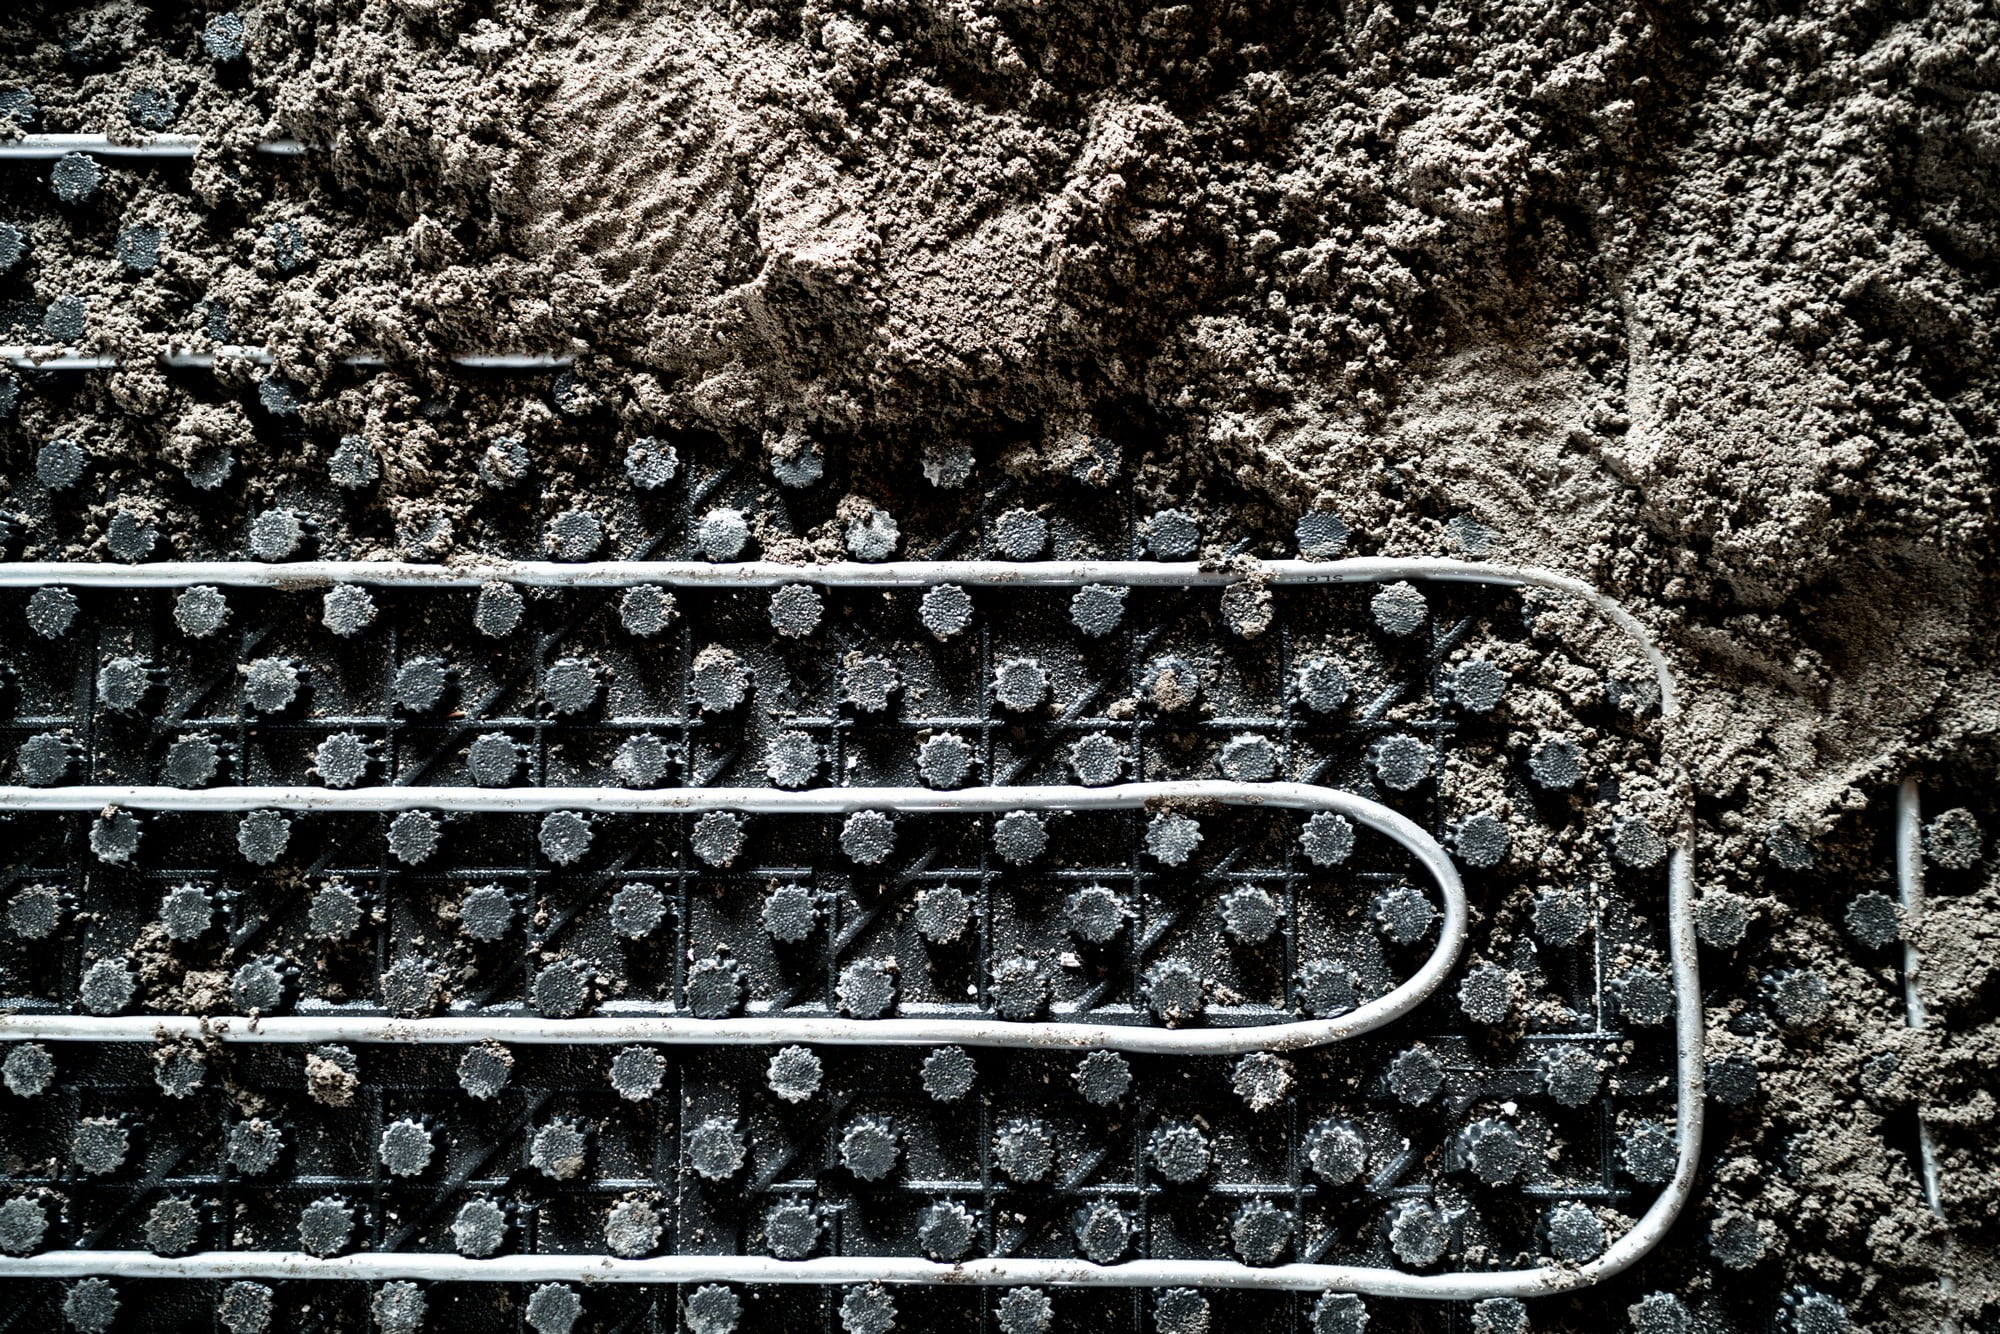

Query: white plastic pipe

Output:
[0, 1205, 1691, 1298]
[0, 781, 1462, 1056]
[0, 842, 1690, 1301]
[0, 134, 305, 158]
[0, 351, 122, 370]
[0, 555, 1700, 1301]
[1895, 779, 1948, 1210]
[2, 346, 573, 371]
[0, 556, 1673, 715]
[1897, 779, 1958, 1329]
[0, 133, 204, 158]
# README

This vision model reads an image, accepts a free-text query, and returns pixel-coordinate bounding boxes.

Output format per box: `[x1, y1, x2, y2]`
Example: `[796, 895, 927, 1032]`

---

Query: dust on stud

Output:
[769, 584, 824, 638]
[920, 583, 974, 638]
[846, 506, 899, 562]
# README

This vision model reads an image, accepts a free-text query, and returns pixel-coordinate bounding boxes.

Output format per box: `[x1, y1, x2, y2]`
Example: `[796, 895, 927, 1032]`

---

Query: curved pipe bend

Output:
[0, 781, 1463, 1057]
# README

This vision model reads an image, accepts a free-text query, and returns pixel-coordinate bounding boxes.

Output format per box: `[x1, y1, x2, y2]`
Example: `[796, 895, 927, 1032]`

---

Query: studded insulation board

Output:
[0, 399, 1700, 1334]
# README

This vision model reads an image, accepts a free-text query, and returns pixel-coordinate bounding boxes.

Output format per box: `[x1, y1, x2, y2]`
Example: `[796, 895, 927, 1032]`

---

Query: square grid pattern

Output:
[0, 487, 1679, 1333]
